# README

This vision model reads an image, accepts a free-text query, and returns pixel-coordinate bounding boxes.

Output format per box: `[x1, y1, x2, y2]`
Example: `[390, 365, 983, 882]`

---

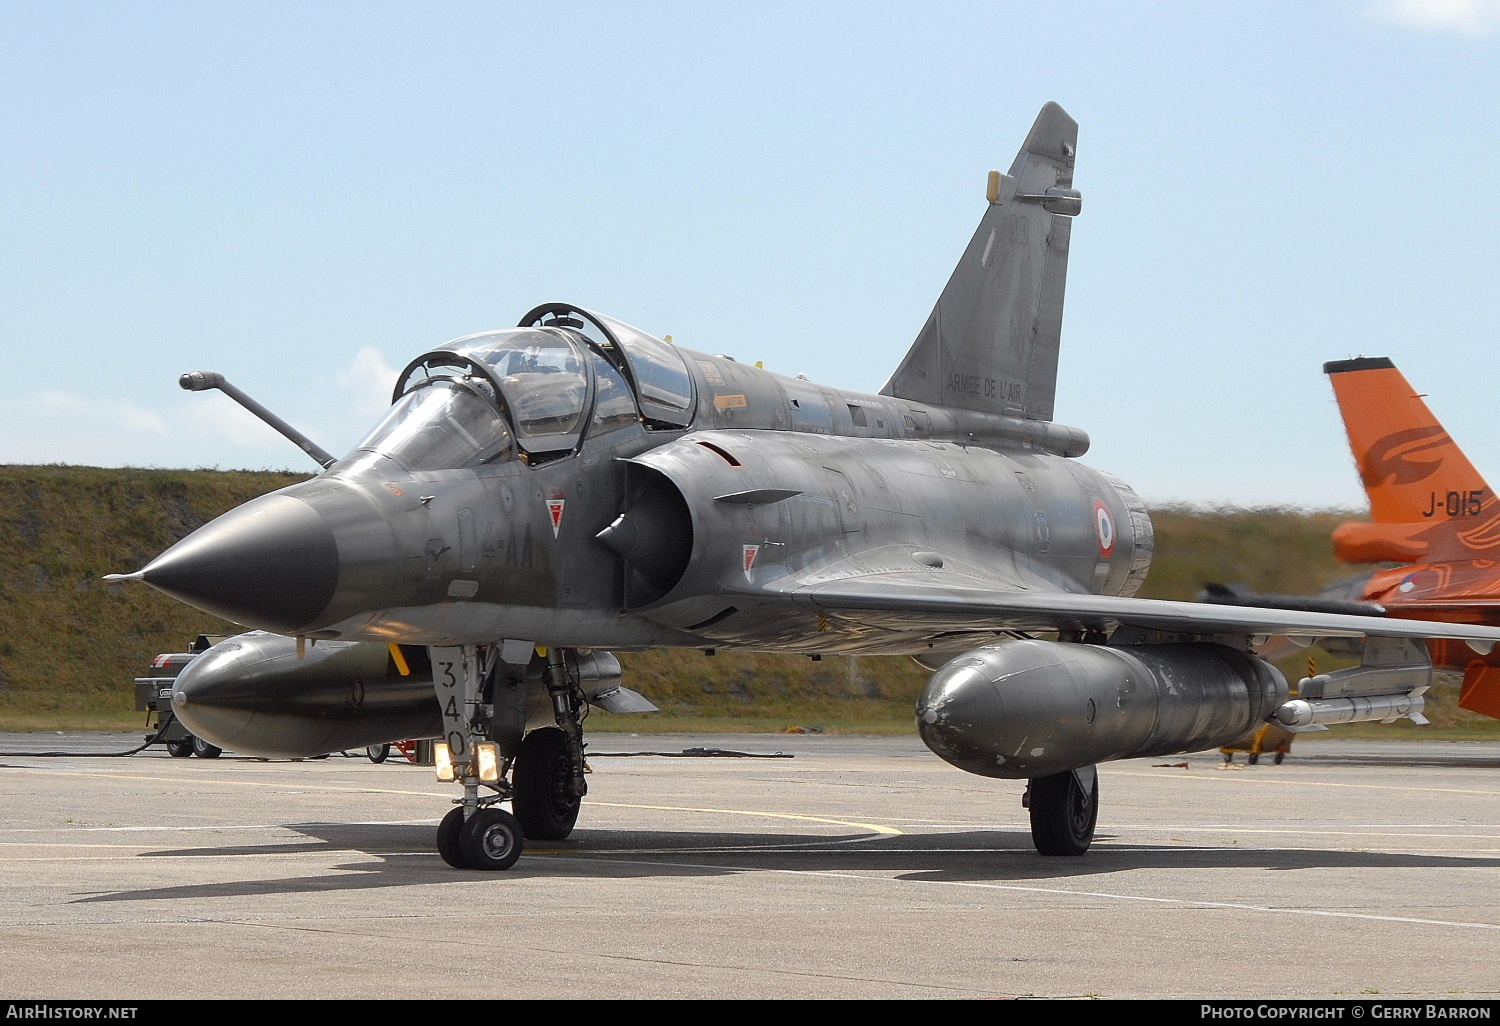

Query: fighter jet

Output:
[109, 103, 1500, 869]
[1322, 358, 1500, 720]
[1202, 357, 1500, 727]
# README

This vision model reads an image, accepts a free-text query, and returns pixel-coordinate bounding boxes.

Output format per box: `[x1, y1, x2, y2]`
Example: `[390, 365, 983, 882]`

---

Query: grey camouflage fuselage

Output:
[139, 103, 1152, 662]
[124, 104, 1500, 860]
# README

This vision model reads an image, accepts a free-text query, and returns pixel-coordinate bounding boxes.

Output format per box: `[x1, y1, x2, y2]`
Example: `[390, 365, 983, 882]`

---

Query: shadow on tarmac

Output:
[73, 820, 1500, 904]
[1277, 753, 1500, 770]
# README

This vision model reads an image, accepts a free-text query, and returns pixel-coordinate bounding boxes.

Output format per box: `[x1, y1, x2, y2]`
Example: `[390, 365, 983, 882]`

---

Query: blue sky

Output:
[2, 1, 1497, 508]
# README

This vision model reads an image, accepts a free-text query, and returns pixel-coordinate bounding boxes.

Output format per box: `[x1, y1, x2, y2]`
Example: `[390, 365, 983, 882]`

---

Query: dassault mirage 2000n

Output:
[109, 103, 1500, 870]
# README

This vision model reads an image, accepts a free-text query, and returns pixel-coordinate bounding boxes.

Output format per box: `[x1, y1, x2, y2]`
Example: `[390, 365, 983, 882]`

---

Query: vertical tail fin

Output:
[1325, 357, 1490, 523]
[881, 102, 1080, 422]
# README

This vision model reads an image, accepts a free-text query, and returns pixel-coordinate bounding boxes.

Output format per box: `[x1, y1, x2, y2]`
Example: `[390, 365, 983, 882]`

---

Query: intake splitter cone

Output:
[594, 467, 694, 597]
[139, 493, 339, 634]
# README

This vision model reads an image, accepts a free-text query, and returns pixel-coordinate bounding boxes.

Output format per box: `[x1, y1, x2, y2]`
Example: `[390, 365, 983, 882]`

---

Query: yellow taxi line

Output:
[0, 763, 448, 798]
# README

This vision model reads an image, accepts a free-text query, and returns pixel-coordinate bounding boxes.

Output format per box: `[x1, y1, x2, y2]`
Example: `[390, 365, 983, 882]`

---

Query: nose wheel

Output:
[436, 807, 468, 869]
[429, 642, 594, 870]
[436, 805, 526, 870]
[461, 809, 524, 870]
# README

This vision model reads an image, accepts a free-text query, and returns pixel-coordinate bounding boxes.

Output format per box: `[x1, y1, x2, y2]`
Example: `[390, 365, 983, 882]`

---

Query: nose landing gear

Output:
[429, 643, 591, 870]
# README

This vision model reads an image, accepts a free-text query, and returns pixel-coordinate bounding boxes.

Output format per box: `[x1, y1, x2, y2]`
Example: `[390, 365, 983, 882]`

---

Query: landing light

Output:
[433, 741, 501, 783]
[475, 742, 501, 783]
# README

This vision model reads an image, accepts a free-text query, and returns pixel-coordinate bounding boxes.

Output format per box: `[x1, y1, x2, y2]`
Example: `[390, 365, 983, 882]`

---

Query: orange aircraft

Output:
[1324, 357, 1500, 720]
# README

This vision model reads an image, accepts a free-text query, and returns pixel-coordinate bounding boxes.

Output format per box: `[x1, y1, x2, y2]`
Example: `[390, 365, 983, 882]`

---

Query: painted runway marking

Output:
[879, 818, 1500, 833]
[533, 844, 1500, 859]
[1113, 768, 1500, 798]
[1116, 826, 1500, 840]
[0, 819, 440, 834]
[0, 764, 450, 798]
[549, 855, 1500, 933]
[590, 801, 903, 836]
[7, 844, 1500, 864]
[0, 843, 169, 850]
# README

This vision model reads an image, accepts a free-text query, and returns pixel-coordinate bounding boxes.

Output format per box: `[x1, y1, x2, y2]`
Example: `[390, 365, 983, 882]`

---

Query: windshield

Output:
[351, 378, 515, 471]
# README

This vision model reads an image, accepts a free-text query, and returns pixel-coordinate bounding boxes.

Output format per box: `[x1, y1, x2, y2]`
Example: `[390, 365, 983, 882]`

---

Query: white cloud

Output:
[119, 407, 171, 433]
[1369, 0, 1500, 37]
[186, 392, 278, 447]
[0, 384, 331, 468]
[0, 391, 172, 464]
[337, 346, 402, 417]
[37, 391, 88, 411]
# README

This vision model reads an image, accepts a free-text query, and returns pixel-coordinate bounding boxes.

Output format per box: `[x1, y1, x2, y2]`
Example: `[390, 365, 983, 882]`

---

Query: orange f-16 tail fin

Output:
[1325, 357, 1500, 561]
[1327, 358, 1500, 722]
[1325, 357, 1489, 522]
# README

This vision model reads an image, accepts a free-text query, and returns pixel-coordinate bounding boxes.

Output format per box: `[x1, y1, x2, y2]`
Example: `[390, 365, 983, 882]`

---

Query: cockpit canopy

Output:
[345, 306, 694, 473]
[432, 329, 591, 451]
[521, 304, 694, 428]
[354, 373, 516, 472]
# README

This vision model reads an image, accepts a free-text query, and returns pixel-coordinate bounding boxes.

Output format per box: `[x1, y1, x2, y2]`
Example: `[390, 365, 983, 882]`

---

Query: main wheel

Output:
[166, 737, 194, 758]
[436, 807, 469, 869]
[366, 744, 391, 764]
[191, 735, 222, 759]
[460, 808, 524, 871]
[513, 728, 581, 840]
[1029, 768, 1098, 856]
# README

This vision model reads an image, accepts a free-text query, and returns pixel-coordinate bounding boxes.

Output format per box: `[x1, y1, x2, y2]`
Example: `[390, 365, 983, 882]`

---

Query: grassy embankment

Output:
[0, 466, 308, 731]
[0, 465, 1494, 737]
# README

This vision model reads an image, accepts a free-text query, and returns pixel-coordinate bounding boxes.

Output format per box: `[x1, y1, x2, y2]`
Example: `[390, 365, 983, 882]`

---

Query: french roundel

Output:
[1093, 501, 1116, 558]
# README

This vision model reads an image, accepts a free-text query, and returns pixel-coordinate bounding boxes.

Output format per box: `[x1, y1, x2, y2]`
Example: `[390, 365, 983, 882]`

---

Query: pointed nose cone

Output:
[141, 493, 339, 633]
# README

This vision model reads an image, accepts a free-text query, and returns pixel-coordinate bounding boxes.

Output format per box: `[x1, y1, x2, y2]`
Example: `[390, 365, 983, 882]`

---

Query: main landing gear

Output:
[1025, 765, 1099, 856]
[512, 727, 582, 840]
[430, 644, 590, 870]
